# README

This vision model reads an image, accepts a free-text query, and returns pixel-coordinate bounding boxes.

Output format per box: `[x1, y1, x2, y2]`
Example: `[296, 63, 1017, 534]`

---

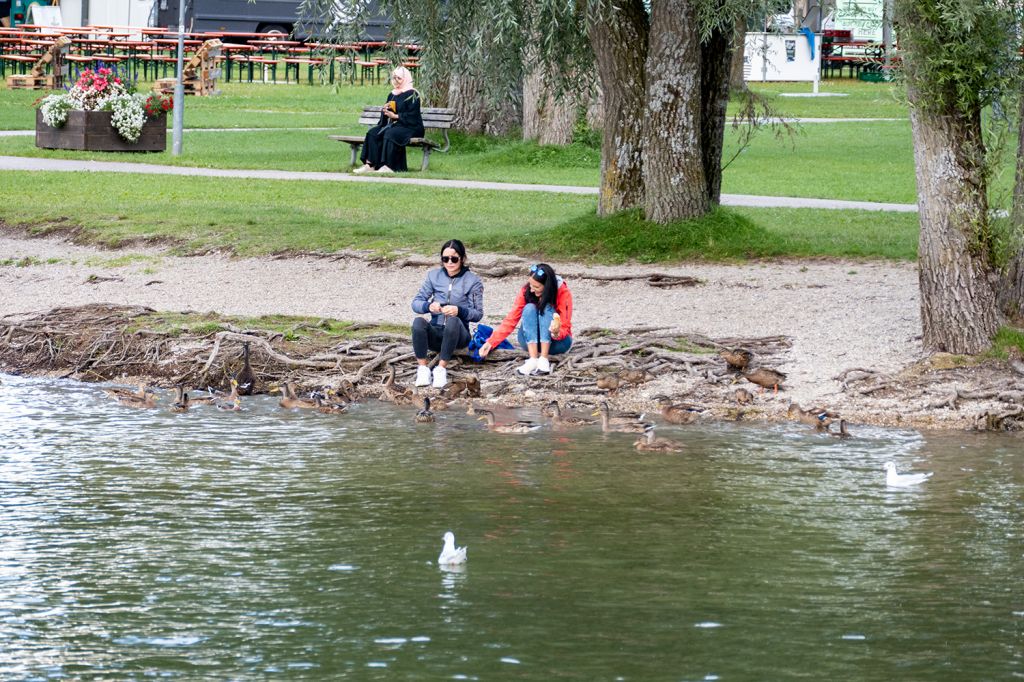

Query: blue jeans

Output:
[517, 303, 572, 355]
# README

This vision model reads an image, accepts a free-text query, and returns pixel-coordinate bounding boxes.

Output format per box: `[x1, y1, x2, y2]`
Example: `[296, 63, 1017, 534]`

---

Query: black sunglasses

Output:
[441, 255, 461, 263]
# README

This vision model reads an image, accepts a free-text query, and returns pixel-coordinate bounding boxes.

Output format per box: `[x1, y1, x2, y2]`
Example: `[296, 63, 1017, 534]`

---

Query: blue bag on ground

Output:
[467, 324, 513, 362]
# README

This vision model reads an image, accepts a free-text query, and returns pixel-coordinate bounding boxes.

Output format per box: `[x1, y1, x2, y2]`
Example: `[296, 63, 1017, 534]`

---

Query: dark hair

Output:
[525, 263, 558, 311]
[440, 239, 468, 269]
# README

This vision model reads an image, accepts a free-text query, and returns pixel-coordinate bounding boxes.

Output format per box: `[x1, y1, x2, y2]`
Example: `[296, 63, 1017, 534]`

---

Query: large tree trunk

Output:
[449, 71, 521, 137]
[588, 0, 648, 216]
[729, 14, 748, 91]
[643, 0, 708, 223]
[522, 60, 578, 145]
[1001, 94, 1024, 322]
[907, 98, 1001, 352]
[700, 16, 736, 206]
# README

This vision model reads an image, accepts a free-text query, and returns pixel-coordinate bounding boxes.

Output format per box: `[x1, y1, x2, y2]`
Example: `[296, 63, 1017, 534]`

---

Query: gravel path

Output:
[0, 233, 922, 406]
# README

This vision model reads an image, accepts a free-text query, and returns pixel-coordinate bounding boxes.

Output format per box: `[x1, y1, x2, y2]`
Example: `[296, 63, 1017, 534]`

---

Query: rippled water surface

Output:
[1, 374, 1022, 680]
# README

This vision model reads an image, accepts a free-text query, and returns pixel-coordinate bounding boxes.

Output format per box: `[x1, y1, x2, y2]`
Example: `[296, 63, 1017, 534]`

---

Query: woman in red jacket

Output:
[478, 263, 573, 375]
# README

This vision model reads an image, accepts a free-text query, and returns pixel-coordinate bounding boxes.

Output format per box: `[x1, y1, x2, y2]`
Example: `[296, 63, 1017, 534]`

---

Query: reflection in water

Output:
[0, 373, 1021, 679]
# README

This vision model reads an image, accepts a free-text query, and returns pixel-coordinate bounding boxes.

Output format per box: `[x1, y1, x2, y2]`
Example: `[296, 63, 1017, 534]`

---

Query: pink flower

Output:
[94, 78, 108, 91]
[114, 77, 121, 84]
[98, 67, 111, 76]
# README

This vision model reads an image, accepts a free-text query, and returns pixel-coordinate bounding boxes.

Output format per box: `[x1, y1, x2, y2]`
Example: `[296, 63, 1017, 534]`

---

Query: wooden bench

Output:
[328, 105, 455, 172]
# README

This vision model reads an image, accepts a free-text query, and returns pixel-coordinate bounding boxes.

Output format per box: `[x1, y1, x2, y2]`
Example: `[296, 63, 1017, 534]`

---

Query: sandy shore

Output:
[0, 232, 923, 409]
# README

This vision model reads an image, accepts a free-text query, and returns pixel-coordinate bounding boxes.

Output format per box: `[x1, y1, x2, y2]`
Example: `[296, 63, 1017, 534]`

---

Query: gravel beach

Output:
[0, 232, 923, 410]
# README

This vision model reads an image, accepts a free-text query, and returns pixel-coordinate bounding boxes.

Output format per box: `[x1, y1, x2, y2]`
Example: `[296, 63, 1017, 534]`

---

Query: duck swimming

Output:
[477, 409, 543, 434]
[633, 425, 685, 453]
[593, 402, 651, 434]
[545, 401, 596, 428]
[278, 384, 317, 409]
[235, 342, 256, 396]
[415, 397, 435, 423]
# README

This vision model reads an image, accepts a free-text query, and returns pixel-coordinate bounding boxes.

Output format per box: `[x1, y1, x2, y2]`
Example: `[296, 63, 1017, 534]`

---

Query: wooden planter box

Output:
[35, 109, 167, 152]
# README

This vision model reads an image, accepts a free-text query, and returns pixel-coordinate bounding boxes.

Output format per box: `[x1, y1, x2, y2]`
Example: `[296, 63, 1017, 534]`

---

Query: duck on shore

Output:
[744, 367, 786, 393]
[719, 348, 752, 372]
[653, 396, 704, 425]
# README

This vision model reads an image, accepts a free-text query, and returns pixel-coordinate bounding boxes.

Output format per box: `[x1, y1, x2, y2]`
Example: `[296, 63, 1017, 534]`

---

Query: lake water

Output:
[0, 374, 1021, 680]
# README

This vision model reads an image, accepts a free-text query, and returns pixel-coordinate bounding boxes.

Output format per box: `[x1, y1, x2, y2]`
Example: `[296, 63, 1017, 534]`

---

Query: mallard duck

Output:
[170, 385, 190, 413]
[744, 367, 786, 393]
[116, 388, 159, 409]
[596, 375, 622, 394]
[415, 397, 435, 423]
[216, 396, 242, 411]
[381, 365, 414, 404]
[314, 392, 349, 414]
[734, 388, 754, 405]
[413, 393, 449, 411]
[333, 378, 359, 403]
[278, 384, 317, 409]
[545, 400, 596, 428]
[788, 402, 837, 428]
[719, 348, 753, 372]
[591, 401, 645, 426]
[103, 382, 149, 402]
[633, 424, 685, 453]
[235, 342, 256, 396]
[477, 409, 543, 434]
[653, 396, 704, 424]
[830, 419, 851, 438]
[592, 402, 652, 433]
[616, 369, 648, 385]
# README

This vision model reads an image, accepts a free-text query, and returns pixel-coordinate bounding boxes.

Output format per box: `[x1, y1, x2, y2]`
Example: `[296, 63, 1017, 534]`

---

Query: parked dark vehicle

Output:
[156, 0, 391, 41]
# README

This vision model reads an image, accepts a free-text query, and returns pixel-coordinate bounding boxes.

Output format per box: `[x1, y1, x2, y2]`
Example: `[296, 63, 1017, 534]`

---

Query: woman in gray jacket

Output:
[411, 239, 484, 388]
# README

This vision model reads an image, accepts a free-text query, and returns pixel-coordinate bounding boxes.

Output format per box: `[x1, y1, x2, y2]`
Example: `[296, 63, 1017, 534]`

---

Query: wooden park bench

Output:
[328, 105, 455, 172]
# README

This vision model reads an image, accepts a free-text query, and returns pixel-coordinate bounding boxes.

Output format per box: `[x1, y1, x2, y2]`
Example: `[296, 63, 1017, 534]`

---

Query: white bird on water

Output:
[884, 461, 933, 487]
[438, 531, 467, 565]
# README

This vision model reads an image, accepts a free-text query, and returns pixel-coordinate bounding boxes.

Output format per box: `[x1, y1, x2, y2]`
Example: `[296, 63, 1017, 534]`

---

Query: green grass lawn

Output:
[0, 77, 925, 264]
[0, 171, 919, 262]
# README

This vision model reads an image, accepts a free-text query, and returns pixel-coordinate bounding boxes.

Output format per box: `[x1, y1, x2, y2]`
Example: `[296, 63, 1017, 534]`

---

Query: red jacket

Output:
[486, 280, 573, 348]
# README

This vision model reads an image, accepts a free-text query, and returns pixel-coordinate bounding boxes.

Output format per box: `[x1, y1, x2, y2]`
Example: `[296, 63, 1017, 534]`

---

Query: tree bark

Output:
[729, 14, 748, 91]
[587, 0, 648, 216]
[907, 97, 1001, 352]
[1001, 94, 1024, 322]
[449, 71, 521, 137]
[522, 59, 578, 145]
[643, 0, 708, 222]
[700, 16, 735, 206]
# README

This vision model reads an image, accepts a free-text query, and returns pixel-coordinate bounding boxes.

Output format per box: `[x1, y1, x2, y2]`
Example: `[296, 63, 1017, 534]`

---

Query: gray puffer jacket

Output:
[411, 267, 484, 327]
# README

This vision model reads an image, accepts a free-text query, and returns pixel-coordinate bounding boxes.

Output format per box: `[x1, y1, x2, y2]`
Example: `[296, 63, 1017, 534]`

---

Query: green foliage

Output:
[895, 0, 1021, 117]
[988, 326, 1024, 358]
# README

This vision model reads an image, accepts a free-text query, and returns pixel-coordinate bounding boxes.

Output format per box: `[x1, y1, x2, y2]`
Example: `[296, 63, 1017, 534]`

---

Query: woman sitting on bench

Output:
[352, 66, 424, 175]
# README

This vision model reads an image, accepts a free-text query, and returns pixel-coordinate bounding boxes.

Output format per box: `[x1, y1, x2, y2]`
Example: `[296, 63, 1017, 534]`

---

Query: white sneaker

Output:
[415, 365, 431, 387]
[431, 365, 448, 388]
[352, 164, 372, 174]
[516, 358, 538, 376]
[535, 357, 551, 374]
[374, 165, 395, 174]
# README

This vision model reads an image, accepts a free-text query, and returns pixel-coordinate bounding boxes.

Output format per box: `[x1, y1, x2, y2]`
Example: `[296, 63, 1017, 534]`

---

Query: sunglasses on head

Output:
[529, 264, 544, 276]
[441, 255, 461, 264]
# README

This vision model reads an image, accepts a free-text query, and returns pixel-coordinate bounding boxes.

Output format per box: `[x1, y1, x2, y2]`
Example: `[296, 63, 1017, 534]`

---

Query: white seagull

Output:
[437, 531, 468, 565]
[884, 461, 933, 487]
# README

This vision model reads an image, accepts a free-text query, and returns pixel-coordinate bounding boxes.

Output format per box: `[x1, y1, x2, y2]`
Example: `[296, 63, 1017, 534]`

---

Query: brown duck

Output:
[170, 385, 190, 413]
[415, 397, 436, 423]
[545, 400, 596, 428]
[788, 402, 837, 429]
[477, 409, 543, 434]
[235, 342, 256, 396]
[278, 384, 318, 409]
[719, 348, 753, 372]
[633, 425, 685, 453]
[592, 402, 652, 434]
[653, 396, 704, 425]
[744, 367, 786, 393]
[381, 365, 414, 405]
[734, 388, 754, 405]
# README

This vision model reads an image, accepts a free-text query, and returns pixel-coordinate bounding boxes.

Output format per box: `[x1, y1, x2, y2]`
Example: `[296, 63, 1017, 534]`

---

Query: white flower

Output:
[106, 94, 148, 143]
[39, 94, 72, 128]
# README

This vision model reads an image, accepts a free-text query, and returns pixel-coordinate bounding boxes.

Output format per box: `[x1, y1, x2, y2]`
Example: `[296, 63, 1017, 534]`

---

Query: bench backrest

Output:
[358, 105, 456, 130]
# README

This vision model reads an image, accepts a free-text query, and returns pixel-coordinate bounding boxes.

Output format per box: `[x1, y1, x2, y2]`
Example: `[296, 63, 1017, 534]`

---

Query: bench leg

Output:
[420, 146, 431, 172]
[349, 143, 360, 167]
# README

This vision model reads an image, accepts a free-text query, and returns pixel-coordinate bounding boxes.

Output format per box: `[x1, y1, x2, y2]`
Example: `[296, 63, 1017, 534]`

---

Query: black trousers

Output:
[412, 317, 470, 362]
[361, 125, 412, 172]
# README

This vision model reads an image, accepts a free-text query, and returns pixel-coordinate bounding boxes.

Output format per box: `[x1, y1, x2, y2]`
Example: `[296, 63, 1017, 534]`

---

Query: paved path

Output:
[0, 155, 918, 212]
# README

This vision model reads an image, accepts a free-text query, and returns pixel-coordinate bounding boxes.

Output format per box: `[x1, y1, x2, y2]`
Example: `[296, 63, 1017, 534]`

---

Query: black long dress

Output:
[360, 89, 425, 172]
